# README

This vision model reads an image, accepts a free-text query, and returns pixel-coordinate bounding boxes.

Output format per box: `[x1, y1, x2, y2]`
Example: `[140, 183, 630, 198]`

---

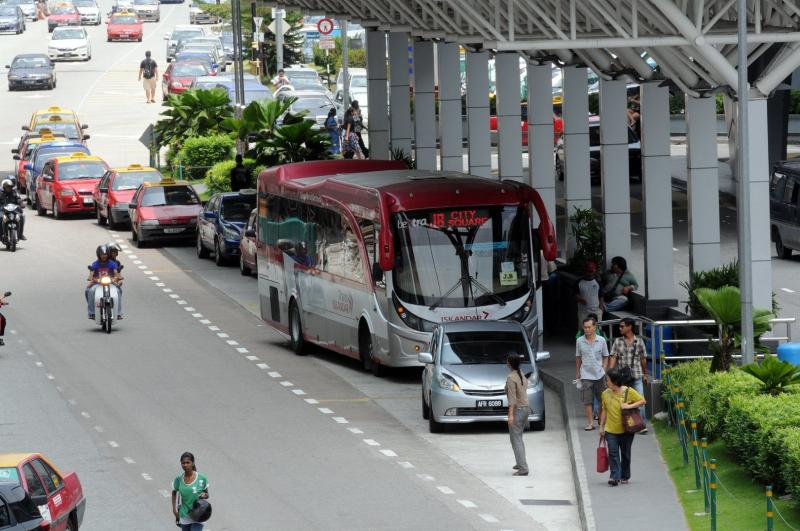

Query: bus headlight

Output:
[508, 297, 534, 322]
[392, 293, 436, 332]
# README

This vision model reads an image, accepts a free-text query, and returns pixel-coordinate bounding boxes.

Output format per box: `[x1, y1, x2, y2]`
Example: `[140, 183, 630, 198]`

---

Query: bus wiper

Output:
[429, 274, 506, 310]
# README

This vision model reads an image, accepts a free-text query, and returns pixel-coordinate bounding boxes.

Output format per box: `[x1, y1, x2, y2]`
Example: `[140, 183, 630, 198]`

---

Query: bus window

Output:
[343, 224, 364, 283]
[358, 219, 376, 268]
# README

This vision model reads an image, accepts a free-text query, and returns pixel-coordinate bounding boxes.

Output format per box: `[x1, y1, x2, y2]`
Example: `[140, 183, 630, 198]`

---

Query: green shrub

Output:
[204, 158, 258, 194]
[780, 427, 800, 503]
[175, 135, 235, 181]
[723, 393, 800, 488]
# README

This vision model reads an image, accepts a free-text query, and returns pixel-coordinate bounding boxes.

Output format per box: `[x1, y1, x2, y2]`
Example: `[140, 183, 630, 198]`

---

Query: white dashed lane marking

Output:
[216, 332, 229, 338]
[363, 439, 380, 446]
[268, 372, 282, 378]
[280, 381, 294, 387]
[398, 461, 415, 469]
[436, 486, 454, 495]
[81, 411, 91, 418]
[141, 473, 152, 481]
[94, 426, 104, 433]
[458, 500, 477, 508]
[256, 363, 270, 370]
[781, 288, 795, 293]
[177, 301, 187, 305]
[199, 319, 211, 325]
[208, 325, 220, 331]
[159, 489, 170, 498]
[237, 347, 249, 353]
[169, 294, 179, 299]
[479, 514, 499, 523]
[226, 340, 238, 345]
[185, 307, 196, 312]
[304, 399, 319, 404]
[123, 457, 136, 464]
[318, 408, 334, 414]
[379, 449, 397, 457]
[107, 441, 119, 448]
[245, 355, 259, 361]
[292, 389, 306, 395]
[332, 417, 348, 423]
[417, 474, 434, 481]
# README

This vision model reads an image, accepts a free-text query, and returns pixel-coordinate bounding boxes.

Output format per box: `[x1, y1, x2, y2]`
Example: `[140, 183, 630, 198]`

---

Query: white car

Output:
[335, 67, 366, 94]
[48, 26, 91, 62]
[72, 0, 100, 24]
[7, 0, 37, 21]
[132, 0, 159, 21]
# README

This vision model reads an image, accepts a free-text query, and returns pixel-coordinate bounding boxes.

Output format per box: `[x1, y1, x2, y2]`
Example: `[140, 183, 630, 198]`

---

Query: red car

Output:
[47, 3, 80, 32]
[0, 453, 86, 530]
[35, 152, 108, 218]
[93, 164, 162, 227]
[488, 114, 563, 146]
[106, 12, 143, 42]
[129, 179, 202, 247]
[239, 207, 257, 275]
[161, 61, 210, 98]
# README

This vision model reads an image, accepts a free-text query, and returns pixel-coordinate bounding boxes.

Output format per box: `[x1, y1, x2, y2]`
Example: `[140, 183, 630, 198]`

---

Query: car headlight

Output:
[171, 81, 183, 88]
[222, 226, 239, 240]
[140, 219, 159, 226]
[59, 189, 75, 197]
[8, 74, 20, 80]
[436, 372, 460, 392]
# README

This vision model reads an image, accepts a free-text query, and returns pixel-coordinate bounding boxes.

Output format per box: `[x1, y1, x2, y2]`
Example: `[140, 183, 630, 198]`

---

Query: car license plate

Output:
[83, 198, 93, 204]
[163, 227, 184, 234]
[476, 400, 503, 408]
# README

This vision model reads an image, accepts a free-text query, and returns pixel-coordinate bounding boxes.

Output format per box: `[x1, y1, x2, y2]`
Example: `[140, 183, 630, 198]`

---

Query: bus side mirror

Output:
[372, 262, 383, 282]
[245, 228, 255, 238]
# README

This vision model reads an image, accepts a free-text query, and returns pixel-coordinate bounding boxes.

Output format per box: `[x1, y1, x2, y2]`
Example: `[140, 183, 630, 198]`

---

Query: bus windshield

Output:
[393, 206, 531, 308]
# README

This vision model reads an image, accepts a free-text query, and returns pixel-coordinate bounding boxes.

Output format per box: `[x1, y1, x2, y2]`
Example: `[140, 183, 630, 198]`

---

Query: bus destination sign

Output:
[399, 209, 489, 229]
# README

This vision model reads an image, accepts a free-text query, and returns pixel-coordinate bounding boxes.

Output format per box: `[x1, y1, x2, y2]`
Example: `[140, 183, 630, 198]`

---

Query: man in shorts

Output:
[138, 50, 158, 103]
[576, 316, 609, 431]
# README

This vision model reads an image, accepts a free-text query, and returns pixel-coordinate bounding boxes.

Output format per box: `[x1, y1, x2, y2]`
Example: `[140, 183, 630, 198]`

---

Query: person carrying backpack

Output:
[138, 51, 158, 104]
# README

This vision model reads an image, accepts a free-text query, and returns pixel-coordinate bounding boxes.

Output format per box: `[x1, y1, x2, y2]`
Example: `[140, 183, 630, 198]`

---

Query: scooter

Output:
[1, 204, 21, 252]
[92, 276, 119, 333]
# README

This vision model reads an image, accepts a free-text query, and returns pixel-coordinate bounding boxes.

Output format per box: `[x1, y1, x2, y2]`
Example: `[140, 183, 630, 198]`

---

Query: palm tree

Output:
[694, 286, 775, 372]
[154, 88, 234, 150]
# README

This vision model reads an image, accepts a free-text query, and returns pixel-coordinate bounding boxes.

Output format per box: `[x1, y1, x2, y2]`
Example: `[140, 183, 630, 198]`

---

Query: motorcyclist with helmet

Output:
[86, 245, 121, 320]
[107, 242, 124, 318]
[0, 178, 26, 241]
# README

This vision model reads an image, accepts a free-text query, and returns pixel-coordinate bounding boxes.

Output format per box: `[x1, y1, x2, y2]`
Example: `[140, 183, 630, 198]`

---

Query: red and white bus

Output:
[256, 160, 557, 375]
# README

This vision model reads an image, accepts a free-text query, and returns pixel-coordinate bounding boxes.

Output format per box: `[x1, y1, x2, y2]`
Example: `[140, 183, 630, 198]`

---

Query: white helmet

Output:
[1, 179, 13, 190]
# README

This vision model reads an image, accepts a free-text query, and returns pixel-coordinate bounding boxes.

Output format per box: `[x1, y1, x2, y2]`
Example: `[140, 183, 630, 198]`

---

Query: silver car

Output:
[419, 321, 549, 433]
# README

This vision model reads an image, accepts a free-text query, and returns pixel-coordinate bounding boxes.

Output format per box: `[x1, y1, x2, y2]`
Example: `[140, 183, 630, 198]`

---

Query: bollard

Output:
[691, 419, 701, 489]
[676, 393, 689, 465]
[178, 164, 184, 180]
[701, 437, 710, 513]
[766, 485, 774, 531]
[710, 459, 717, 531]
[665, 372, 676, 426]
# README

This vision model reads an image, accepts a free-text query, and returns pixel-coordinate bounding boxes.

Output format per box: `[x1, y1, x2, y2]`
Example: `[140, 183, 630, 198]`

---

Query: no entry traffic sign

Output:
[317, 18, 334, 35]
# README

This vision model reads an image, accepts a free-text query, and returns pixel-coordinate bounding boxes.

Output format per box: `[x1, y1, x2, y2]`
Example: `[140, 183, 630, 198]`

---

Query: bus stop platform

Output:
[539, 333, 689, 531]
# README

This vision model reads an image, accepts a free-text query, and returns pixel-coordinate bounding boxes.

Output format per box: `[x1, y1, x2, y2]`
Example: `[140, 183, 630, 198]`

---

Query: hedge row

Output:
[204, 158, 264, 194]
[174, 135, 235, 181]
[668, 360, 800, 501]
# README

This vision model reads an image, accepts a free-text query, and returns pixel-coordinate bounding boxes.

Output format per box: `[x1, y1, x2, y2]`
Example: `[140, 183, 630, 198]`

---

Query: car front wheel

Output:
[421, 387, 430, 420]
[776, 231, 792, 259]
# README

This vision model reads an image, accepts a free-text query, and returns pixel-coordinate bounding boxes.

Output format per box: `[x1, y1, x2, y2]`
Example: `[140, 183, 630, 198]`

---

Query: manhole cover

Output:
[520, 499, 573, 506]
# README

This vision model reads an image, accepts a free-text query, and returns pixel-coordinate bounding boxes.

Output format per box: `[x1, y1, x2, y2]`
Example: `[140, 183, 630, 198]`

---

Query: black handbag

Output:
[189, 498, 212, 522]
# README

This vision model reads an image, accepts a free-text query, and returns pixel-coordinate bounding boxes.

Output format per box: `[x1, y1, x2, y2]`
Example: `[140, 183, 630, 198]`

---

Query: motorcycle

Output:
[92, 275, 119, 333]
[1, 204, 21, 252]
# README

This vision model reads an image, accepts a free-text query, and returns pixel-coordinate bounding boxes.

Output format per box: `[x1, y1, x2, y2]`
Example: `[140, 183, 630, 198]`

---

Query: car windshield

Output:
[111, 15, 138, 23]
[221, 198, 255, 221]
[35, 148, 88, 168]
[59, 161, 106, 180]
[7, 0, 33, 5]
[292, 97, 331, 112]
[73, 0, 95, 6]
[290, 78, 323, 90]
[243, 89, 272, 104]
[34, 122, 79, 138]
[12, 56, 49, 68]
[393, 206, 532, 308]
[220, 33, 233, 44]
[173, 63, 208, 76]
[134, 0, 157, 4]
[112, 171, 161, 190]
[53, 29, 84, 39]
[172, 30, 202, 41]
[51, 5, 76, 14]
[350, 76, 367, 88]
[0, 468, 20, 484]
[141, 186, 199, 206]
[440, 331, 530, 365]
[194, 81, 227, 90]
[0, 6, 18, 14]
[184, 43, 214, 51]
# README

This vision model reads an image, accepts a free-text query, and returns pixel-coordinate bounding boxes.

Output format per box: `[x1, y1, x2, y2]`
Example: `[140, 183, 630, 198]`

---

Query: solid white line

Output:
[379, 449, 397, 457]
[141, 473, 152, 481]
[236, 347, 249, 353]
[216, 333, 229, 338]
[292, 389, 306, 395]
[436, 486, 454, 495]
[781, 287, 795, 293]
[107, 441, 119, 448]
[332, 417, 348, 423]
[479, 514, 499, 523]
[398, 461, 415, 469]
[280, 381, 294, 387]
[245, 355, 259, 361]
[363, 439, 380, 446]
[268, 371, 281, 378]
[256, 363, 269, 369]
[457, 500, 477, 508]
[304, 398, 319, 404]
[318, 408, 334, 414]
[347, 427, 363, 434]
[208, 325, 220, 331]
[123, 457, 135, 464]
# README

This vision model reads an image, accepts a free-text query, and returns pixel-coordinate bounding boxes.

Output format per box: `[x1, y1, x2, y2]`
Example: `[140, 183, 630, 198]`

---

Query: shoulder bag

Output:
[603, 273, 624, 303]
[621, 388, 645, 434]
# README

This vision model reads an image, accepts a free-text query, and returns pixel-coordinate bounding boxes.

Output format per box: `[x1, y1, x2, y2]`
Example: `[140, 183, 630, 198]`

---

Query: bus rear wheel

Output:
[289, 302, 306, 356]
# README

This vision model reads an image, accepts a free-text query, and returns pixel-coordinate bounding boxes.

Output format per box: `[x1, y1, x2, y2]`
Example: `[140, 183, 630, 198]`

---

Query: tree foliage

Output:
[154, 88, 233, 151]
[741, 355, 800, 396]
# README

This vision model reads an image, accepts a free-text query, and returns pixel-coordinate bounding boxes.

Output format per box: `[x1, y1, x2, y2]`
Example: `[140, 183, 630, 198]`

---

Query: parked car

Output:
[419, 320, 549, 433]
[197, 190, 257, 266]
[225, 80, 273, 105]
[0, 483, 45, 530]
[769, 159, 800, 258]
[289, 90, 339, 129]
[94, 163, 162, 227]
[0, 5, 25, 34]
[555, 115, 641, 182]
[11, 133, 68, 193]
[35, 152, 108, 218]
[28, 115, 88, 143]
[239, 207, 257, 275]
[6, 54, 56, 91]
[23, 140, 89, 203]
[164, 25, 206, 61]
[335, 67, 366, 94]
[129, 179, 202, 247]
[162, 60, 211, 97]
[0, 453, 86, 531]
[188, 1, 219, 24]
[48, 26, 92, 62]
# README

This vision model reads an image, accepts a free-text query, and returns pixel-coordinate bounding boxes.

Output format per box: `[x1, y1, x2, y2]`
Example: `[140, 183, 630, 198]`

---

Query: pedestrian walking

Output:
[350, 100, 369, 158]
[229, 154, 252, 192]
[342, 108, 363, 160]
[576, 316, 609, 431]
[506, 353, 530, 476]
[609, 317, 649, 433]
[575, 261, 603, 327]
[324, 108, 340, 155]
[599, 368, 646, 486]
[171, 452, 209, 530]
[138, 50, 158, 104]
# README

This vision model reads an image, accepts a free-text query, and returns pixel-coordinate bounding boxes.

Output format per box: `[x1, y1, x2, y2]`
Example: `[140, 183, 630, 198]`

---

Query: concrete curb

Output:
[540, 369, 596, 531]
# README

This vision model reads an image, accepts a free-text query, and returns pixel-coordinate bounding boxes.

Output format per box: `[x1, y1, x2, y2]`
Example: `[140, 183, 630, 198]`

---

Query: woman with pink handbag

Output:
[598, 368, 646, 486]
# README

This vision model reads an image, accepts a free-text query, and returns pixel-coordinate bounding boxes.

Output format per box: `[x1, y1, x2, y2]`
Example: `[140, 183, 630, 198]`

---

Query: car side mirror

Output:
[81, 124, 89, 129]
[203, 211, 217, 220]
[31, 495, 47, 506]
[21, 125, 30, 131]
[11, 148, 18, 154]
[3, 291, 11, 297]
[244, 228, 255, 238]
[24, 163, 33, 170]
[4, 65, 9, 69]
[82, 134, 90, 140]
[372, 262, 383, 282]
[129, 204, 137, 209]
[417, 352, 433, 365]
[535, 351, 551, 362]
[13, 155, 20, 160]
[43, 175, 53, 182]
[98, 187, 108, 193]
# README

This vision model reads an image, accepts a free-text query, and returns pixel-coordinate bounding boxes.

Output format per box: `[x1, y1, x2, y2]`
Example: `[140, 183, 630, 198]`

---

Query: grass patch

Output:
[653, 419, 800, 530]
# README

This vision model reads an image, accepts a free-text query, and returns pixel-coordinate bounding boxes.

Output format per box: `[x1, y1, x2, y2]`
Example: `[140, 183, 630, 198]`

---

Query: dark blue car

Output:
[197, 190, 256, 266]
[24, 141, 89, 208]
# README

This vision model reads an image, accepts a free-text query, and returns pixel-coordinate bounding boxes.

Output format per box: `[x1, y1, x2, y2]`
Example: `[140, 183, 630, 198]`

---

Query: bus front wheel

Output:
[289, 302, 306, 355]
[360, 326, 385, 377]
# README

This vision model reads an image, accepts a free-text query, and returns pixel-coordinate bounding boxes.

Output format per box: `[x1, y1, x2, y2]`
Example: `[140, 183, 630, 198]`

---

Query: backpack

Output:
[142, 59, 155, 79]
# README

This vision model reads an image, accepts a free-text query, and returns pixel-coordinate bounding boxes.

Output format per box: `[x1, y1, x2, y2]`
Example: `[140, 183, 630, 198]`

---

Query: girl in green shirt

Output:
[171, 452, 209, 530]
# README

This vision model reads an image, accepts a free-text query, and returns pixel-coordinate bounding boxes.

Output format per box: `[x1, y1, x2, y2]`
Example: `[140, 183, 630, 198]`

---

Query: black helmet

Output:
[188, 499, 212, 522]
[96, 245, 109, 259]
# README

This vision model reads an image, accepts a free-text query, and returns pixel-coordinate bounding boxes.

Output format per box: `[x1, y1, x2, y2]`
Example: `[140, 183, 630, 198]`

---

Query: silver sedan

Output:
[419, 320, 549, 433]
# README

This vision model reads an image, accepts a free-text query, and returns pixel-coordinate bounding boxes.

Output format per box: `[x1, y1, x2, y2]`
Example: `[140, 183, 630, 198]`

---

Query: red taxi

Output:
[129, 179, 202, 247]
[35, 152, 108, 218]
[0, 453, 86, 530]
[93, 163, 162, 227]
[47, 3, 80, 32]
[239, 207, 257, 275]
[106, 11, 142, 42]
[12, 131, 66, 193]
[161, 61, 210, 98]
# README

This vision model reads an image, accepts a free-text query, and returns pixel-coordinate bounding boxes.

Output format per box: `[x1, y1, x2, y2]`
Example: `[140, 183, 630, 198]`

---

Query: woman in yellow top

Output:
[599, 368, 646, 486]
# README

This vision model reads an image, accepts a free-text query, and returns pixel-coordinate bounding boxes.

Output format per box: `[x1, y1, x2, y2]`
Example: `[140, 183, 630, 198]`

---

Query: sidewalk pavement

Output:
[540, 333, 689, 531]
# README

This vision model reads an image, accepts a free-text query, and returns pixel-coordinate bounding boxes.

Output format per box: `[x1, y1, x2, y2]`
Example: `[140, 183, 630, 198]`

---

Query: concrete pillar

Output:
[746, 98, 773, 309]
[466, 51, 491, 177]
[366, 29, 389, 159]
[562, 66, 591, 258]
[599, 78, 632, 268]
[640, 82, 676, 302]
[388, 32, 412, 154]
[412, 40, 436, 170]
[495, 53, 523, 181]
[438, 42, 462, 172]
[685, 95, 721, 273]
[528, 61, 556, 224]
